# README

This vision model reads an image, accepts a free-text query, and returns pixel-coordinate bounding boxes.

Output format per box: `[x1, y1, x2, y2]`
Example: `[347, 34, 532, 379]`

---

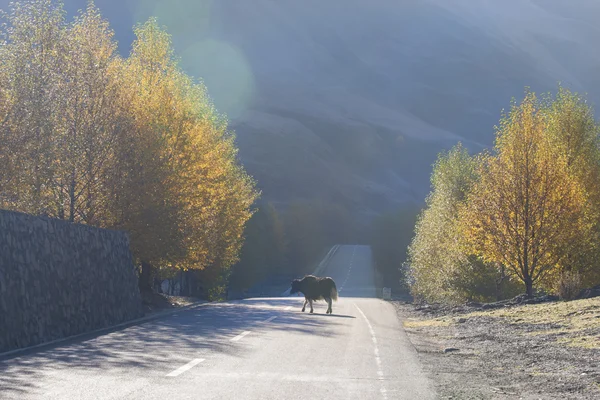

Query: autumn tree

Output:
[461, 92, 592, 297]
[408, 144, 477, 302]
[115, 18, 194, 287]
[407, 144, 516, 303]
[0, 1, 258, 295]
[541, 87, 600, 295]
[0, 0, 66, 214]
[115, 18, 258, 291]
[56, 3, 124, 224]
[0, 1, 125, 224]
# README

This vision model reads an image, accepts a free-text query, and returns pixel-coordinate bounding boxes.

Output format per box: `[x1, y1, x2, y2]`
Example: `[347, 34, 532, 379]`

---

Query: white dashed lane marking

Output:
[165, 358, 205, 377]
[260, 316, 277, 323]
[230, 331, 251, 342]
[354, 304, 388, 400]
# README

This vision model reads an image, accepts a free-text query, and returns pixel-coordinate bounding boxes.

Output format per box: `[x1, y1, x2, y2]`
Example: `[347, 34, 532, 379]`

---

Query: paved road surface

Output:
[0, 245, 435, 399]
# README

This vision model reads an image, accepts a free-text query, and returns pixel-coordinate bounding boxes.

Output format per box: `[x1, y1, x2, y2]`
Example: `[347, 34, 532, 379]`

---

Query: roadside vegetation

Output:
[406, 297, 600, 349]
[0, 0, 362, 301]
[0, 0, 258, 298]
[396, 297, 600, 399]
[408, 87, 600, 303]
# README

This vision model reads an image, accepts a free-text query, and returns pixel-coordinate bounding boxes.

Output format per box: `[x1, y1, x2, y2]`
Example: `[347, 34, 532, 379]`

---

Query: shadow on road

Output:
[0, 297, 346, 397]
[306, 313, 356, 319]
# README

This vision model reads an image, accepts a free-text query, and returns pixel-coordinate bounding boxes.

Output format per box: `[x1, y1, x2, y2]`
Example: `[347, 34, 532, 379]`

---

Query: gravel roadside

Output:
[394, 298, 600, 399]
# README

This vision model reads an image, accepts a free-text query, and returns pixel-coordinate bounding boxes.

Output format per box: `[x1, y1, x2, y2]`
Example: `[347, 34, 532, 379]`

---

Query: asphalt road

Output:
[0, 245, 435, 400]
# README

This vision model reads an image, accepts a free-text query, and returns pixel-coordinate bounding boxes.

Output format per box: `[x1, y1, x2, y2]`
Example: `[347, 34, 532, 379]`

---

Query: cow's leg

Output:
[309, 299, 314, 313]
[301, 299, 307, 312]
[326, 297, 332, 314]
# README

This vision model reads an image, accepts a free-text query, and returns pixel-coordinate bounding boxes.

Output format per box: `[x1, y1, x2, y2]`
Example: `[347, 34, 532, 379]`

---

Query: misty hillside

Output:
[10, 0, 600, 217]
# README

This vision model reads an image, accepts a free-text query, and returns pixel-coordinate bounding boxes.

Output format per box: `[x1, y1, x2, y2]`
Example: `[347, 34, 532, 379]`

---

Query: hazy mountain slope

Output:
[5, 0, 600, 216]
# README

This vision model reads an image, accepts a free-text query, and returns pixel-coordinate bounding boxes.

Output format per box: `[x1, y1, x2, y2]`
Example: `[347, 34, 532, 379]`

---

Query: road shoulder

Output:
[0, 299, 208, 361]
[392, 300, 600, 400]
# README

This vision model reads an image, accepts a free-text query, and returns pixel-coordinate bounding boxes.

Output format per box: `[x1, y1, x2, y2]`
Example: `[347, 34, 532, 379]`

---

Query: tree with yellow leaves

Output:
[461, 92, 593, 297]
[0, 0, 66, 214]
[407, 144, 518, 303]
[56, 2, 124, 225]
[0, 1, 126, 225]
[117, 18, 258, 291]
[0, 1, 258, 295]
[541, 87, 600, 296]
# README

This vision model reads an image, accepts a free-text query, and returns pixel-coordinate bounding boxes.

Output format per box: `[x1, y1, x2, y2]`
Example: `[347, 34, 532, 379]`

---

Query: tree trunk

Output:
[524, 276, 534, 298]
[139, 261, 154, 293]
[179, 269, 184, 296]
[495, 279, 503, 302]
[495, 264, 507, 301]
[69, 171, 76, 222]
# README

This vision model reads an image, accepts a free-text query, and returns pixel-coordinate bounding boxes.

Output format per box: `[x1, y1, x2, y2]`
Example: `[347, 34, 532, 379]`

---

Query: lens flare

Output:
[132, 0, 255, 118]
[181, 40, 255, 119]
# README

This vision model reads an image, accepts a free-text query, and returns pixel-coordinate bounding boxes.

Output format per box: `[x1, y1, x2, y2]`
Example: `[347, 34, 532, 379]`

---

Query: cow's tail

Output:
[330, 280, 338, 301]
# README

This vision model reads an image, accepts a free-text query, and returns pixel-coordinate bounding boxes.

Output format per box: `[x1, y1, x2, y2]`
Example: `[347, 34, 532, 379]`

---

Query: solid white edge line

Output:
[230, 331, 251, 342]
[165, 358, 205, 377]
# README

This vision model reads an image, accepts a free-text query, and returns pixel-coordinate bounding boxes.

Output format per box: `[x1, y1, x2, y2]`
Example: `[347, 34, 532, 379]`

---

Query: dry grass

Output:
[404, 297, 600, 348]
[398, 298, 600, 399]
[403, 317, 453, 328]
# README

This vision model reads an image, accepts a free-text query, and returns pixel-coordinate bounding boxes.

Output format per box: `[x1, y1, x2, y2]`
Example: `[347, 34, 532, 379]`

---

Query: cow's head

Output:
[290, 279, 302, 295]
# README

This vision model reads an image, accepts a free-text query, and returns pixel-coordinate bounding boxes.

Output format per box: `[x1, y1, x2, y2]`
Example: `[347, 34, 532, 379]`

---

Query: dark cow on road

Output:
[289, 275, 338, 314]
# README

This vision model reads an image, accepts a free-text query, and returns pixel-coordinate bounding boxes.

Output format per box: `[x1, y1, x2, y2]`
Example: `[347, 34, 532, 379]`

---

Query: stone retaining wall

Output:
[0, 210, 143, 353]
